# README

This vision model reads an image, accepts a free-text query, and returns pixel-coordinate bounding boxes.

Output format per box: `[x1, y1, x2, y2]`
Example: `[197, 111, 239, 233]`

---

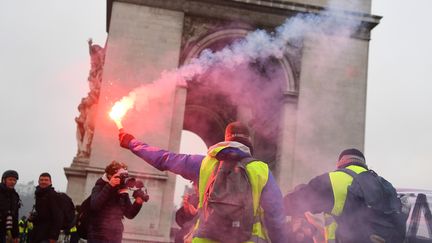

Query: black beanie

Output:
[337, 148, 366, 168]
[2, 170, 19, 181]
[225, 121, 253, 153]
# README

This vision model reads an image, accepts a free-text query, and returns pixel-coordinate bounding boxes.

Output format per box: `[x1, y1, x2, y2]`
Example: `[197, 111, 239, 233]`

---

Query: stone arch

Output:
[182, 28, 297, 94]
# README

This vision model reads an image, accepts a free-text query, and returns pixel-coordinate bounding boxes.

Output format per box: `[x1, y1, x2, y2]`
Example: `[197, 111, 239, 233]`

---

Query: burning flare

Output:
[109, 92, 136, 129]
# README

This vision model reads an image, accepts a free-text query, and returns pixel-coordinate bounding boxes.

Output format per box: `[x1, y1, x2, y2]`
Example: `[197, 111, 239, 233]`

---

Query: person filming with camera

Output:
[87, 160, 147, 243]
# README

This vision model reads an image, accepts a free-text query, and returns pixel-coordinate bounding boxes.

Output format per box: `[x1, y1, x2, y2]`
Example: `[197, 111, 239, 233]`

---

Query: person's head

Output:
[105, 160, 127, 179]
[1, 170, 19, 189]
[38, 172, 52, 189]
[224, 121, 253, 153]
[336, 148, 366, 169]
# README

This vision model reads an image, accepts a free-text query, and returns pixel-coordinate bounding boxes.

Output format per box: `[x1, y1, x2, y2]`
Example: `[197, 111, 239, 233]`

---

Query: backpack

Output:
[199, 157, 256, 243]
[336, 168, 407, 243]
[76, 196, 91, 239]
[57, 192, 76, 231]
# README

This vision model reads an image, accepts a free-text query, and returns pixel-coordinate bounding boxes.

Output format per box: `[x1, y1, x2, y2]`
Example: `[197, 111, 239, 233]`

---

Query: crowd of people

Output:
[1, 121, 406, 243]
[0, 162, 146, 243]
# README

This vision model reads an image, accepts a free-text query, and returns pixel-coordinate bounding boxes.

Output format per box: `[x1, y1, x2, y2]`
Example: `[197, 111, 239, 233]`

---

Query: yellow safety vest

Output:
[70, 226, 77, 233]
[192, 144, 269, 243]
[18, 220, 25, 234]
[27, 221, 33, 231]
[325, 165, 367, 241]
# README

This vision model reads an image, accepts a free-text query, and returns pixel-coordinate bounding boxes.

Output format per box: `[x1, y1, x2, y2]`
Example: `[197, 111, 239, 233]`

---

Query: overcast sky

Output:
[1, 0, 431, 198]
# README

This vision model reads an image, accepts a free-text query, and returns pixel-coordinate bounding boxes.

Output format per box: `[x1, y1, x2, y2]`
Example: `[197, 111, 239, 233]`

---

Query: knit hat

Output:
[2, 170, 19, 181]
[225, 121, 253, 152]
[336, 148, 366, 168]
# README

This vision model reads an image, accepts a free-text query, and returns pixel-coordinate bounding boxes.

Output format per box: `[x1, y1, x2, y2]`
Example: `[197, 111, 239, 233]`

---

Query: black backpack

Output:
[336, 168, 407, 243]
[76, 196, 91, 239]
[56, 192, 76, 231]
[198, 157, 256, 243]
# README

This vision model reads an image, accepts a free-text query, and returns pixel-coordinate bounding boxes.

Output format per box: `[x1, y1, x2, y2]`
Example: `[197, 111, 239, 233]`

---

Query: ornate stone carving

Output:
[75, 39, 105, 158]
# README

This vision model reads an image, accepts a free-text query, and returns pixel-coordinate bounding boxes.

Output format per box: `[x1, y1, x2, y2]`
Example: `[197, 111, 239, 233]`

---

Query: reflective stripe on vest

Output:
[193, 146, 269, 243]
[325, 165, 367, 240]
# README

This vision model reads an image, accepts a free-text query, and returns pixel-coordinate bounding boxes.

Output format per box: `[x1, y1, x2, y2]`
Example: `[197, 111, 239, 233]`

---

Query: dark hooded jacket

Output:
[31, 185, 63, 242]
[88, 177, 142, 241]
[283, 163, 369, 216]
[0, 183, 20, 238]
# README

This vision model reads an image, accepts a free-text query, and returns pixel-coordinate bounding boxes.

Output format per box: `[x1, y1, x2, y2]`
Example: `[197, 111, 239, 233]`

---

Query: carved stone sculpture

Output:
[75, 39, 105, 158]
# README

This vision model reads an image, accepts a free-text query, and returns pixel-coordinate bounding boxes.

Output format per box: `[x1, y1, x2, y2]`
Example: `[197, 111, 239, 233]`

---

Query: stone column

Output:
[87, 2, 185, 242]
[290, 34, 369, 187]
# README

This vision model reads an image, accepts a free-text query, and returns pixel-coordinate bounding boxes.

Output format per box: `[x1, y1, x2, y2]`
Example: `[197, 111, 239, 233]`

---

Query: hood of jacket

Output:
[207, 141, 251, 161]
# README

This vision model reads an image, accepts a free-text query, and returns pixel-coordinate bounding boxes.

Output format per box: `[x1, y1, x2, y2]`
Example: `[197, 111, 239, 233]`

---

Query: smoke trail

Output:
[112, 7, 361, 130]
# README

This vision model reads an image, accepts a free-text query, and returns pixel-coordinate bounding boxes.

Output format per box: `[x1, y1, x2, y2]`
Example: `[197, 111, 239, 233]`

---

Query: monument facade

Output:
[65, 0, 381, 242]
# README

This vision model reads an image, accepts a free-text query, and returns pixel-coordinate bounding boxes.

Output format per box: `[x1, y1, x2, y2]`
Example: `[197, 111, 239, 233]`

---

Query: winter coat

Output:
[283, 163, 370, 242]
[0, 183, 20, 238]
[30, 185, 63, 242]
[284, 163, 369, 216]
[88, 177, 142, 241]
[127, 139, 288, 243]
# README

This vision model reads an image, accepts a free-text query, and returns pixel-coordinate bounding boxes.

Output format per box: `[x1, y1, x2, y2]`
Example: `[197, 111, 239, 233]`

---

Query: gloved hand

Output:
[133, 189, 149, 202]
[119, 129, 135, 149]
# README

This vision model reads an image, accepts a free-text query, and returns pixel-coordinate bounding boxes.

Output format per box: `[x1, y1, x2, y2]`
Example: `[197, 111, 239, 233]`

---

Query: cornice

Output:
[107, 0, 381, 40]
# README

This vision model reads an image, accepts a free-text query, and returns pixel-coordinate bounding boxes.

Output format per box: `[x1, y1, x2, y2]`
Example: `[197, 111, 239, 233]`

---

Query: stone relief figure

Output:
[75, 38, 105, 158]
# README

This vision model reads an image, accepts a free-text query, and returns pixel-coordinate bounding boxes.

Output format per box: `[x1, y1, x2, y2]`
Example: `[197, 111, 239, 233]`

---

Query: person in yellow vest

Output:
[18, 216, 27, 242]
[26, 221, 33, 243]
[119, 121, 287, 243]
[284, 148, 369, 243]
[69, 225, 79, 243]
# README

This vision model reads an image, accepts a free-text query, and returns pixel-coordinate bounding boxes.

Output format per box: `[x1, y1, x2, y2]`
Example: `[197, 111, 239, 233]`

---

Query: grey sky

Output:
[365, 0, 432, 190]
[0, 0, 430, 195]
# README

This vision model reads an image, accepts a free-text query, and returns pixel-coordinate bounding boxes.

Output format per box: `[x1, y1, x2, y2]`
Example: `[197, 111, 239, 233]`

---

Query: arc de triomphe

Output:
[65, 0, 380, 242]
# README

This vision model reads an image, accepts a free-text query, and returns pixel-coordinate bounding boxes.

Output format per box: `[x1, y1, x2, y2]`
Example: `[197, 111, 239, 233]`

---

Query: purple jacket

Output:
[127, 139, 287, 243]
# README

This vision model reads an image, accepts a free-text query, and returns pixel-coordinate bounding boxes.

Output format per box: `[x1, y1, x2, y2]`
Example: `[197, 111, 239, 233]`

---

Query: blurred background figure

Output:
[0, 170, 20, 243]
[175, 181, 198, 243]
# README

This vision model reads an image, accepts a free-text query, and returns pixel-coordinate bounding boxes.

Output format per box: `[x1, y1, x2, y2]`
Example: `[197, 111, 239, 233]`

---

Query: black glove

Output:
[133, 189, 149, 202]
[119, 130, 135, 149]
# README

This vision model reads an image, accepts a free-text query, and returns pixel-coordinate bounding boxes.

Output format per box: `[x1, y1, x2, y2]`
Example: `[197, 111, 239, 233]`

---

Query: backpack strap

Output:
[239, 157, 258, 167]
[239, 157, 263, 224]
[337, 168, 360, 178]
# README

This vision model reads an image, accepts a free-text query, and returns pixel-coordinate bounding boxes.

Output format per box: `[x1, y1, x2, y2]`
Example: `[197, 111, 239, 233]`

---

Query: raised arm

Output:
[121, 133, 205, 181]
[283, 173, 334, 216]
[122, 195, 143, 219]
